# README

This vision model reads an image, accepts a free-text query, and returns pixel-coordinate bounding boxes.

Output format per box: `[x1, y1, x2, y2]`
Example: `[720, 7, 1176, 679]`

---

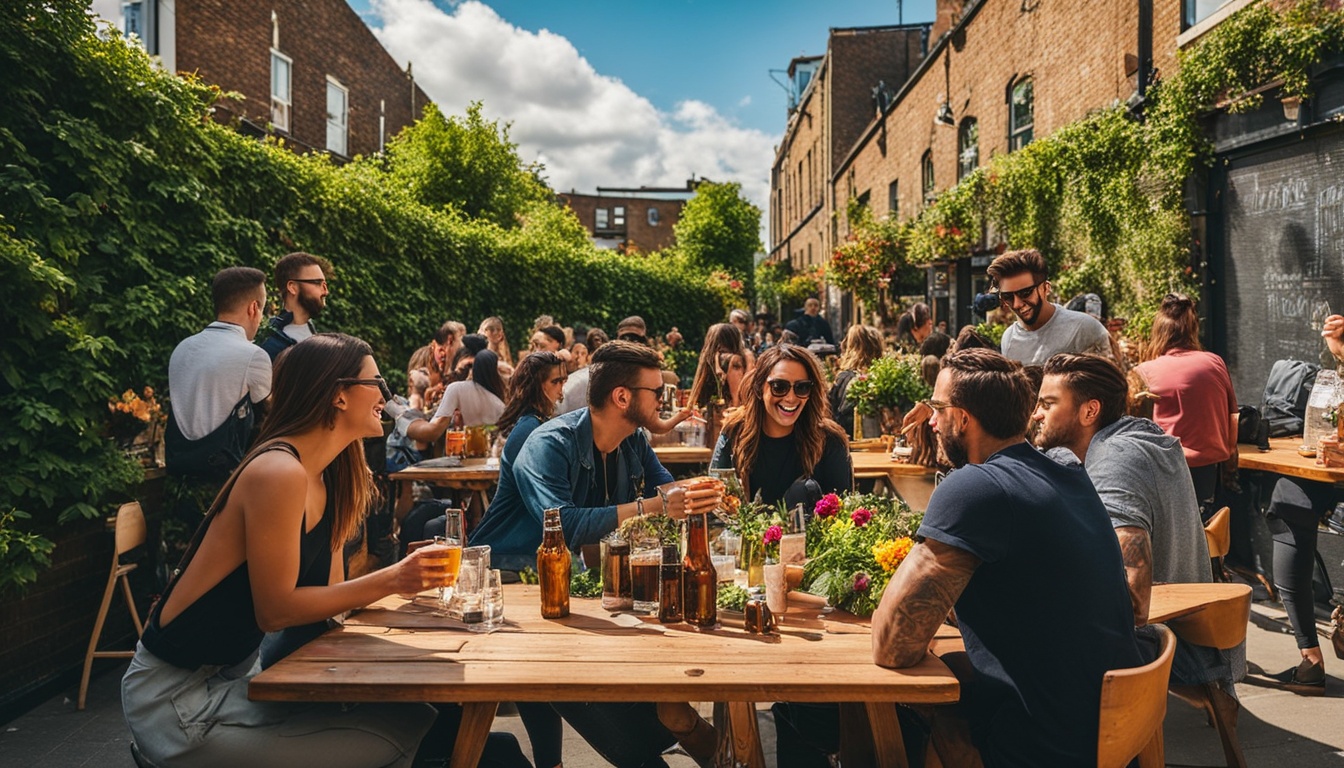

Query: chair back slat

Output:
[1097, 624, 1176, 768]
[1165, 583, 1251, 649]
[115, 501, 147, 556]
[1204, 506, 1231, 559]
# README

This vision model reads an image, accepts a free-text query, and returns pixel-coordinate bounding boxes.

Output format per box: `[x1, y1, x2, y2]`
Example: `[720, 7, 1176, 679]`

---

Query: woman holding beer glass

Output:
[711, 344, 853, 506]
[122, 334, 526, 767]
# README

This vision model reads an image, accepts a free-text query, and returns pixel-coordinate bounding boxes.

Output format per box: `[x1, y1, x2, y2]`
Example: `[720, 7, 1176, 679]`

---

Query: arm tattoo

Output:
[1115, 526, 1152, 626]
[873, 539, 979, 668]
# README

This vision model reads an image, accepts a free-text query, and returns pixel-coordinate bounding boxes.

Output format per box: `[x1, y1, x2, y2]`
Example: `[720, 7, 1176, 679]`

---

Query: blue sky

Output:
[349, 0, 935, 136]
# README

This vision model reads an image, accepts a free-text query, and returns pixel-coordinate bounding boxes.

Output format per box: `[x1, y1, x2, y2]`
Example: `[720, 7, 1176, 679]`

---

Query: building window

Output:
[613, 206, 625, 228]
[326, 78, 348, 156]
[596, 208, 609, 229]
[270, 50, 292, 132]
[1184, 0, 1231, 29]
[122, 1, 145, 38]
[958, 118, 979, 181]
[1009, 77, 1034, 152]
[921, 150, 935, 203]
[887, 180, 899, 218]
[647, 207, 660, 226]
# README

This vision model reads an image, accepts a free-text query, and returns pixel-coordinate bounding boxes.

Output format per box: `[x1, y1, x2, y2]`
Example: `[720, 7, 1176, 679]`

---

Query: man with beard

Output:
[470, 340, 720, 767]
[1033, 354, 1238, 700]
[259, 251, 330, 362]
[871, 348, 1141, 767]
[987, 249, 1112, 365]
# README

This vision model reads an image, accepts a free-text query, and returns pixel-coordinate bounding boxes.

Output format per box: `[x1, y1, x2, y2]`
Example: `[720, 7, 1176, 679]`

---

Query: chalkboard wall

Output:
[1221, 128, 1344, 402]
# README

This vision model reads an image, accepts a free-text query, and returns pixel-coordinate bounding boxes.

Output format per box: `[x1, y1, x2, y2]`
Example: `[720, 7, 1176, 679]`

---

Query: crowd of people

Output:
[135, 246, 1326, 767]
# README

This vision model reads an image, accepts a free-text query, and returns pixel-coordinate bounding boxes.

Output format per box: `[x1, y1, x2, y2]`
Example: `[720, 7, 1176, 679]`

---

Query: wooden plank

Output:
[450, 701, 496, 768]
[867, 701, 910, 768]
[1147, 583, 1253, 625]
[727, 701, 766, 768]
[1237, 439, 1344, 485]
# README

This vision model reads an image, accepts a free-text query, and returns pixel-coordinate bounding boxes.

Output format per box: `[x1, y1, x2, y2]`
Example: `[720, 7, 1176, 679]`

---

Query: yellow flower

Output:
[872, 537, 914, 573]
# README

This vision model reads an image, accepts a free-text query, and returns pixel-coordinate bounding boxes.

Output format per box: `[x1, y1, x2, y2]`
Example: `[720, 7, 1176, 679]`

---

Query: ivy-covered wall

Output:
[0, 1, 728, 584]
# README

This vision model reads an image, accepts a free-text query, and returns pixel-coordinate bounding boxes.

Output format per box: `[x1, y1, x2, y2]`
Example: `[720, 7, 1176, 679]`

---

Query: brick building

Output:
[771, 0, 1203, 329]
[92, 0, 430, 159]
[559, 182, 700, 253]
[770, 25, 930, 284]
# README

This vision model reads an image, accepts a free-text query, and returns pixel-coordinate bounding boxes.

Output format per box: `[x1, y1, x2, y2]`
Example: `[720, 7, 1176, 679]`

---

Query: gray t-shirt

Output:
[168, 322, 272, 440]
[1000, 304, 1113, 365]
[432, 380, 505, 426]
[1084, 416, 1211, 584]
[556, 366, 591, 416]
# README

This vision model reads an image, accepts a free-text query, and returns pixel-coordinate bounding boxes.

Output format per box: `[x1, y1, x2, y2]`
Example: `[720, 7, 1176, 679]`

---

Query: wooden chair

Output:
[1166, 583, 1252, 768]
[1205, 506, 1232, 582]
[78, 501, 146, 710]
[1098, 623, 1176, 768]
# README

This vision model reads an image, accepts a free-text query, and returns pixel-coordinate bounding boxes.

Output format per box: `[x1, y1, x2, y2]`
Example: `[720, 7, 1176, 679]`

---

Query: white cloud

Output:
[368, 0, 776, 229]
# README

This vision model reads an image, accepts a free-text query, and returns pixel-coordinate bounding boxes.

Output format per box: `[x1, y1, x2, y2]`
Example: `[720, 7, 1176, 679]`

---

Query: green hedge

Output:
[0, 1, 726, 586]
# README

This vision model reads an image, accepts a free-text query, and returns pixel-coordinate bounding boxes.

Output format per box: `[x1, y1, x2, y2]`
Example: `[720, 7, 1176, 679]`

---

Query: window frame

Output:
[325, 76, 349, 156]
[921, 150, 935, 203]
[613, 206, 626, 228]
[958, 117, 979, 181]
[270, 49, 293, 133]
[1008, 76, 1034, 152]
[595, 208, 609, 230]
[887, 179, 899, 219]
[647, 207, 660, 227]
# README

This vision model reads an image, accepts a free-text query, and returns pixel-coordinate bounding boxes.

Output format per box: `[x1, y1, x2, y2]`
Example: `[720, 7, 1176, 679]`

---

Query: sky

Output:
[350, 0, 936, 224]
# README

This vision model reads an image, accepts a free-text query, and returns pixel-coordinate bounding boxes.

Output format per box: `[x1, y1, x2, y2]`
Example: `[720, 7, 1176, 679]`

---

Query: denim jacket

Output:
[471, 408, 673, 568]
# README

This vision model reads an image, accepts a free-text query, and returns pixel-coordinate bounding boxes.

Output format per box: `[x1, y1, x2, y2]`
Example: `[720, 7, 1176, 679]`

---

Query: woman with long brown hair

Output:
[122, 333, 526, 766]
[687, 322, 750, 409]
[477, 316, 515, 377]
[711, 344, 852, 505]
[1133, 293, 1237, 508]
[829, 324, 885, 439]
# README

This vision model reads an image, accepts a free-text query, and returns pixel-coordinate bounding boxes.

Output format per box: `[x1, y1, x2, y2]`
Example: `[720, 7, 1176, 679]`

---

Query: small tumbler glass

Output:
[469, 569, 505, 633]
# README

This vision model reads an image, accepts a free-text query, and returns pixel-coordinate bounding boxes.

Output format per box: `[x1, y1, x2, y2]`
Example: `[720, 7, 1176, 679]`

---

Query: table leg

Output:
[450, 701, 498, 768]
[865, 702, 908, 768]
[726, 701, 765, 768]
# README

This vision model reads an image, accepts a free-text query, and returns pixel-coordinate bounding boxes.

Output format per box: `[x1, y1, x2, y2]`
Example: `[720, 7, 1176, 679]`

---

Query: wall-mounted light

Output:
[935, 102, 955, 126]
[1282, 95, 1302, 122]
[935, 50, 955, 127]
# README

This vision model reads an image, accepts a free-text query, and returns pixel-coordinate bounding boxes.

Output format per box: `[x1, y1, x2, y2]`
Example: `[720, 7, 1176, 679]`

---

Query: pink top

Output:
[1135, 349, 1237, 467]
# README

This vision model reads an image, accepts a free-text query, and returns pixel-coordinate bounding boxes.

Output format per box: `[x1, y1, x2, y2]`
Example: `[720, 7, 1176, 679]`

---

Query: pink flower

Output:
[853, 572, 871, 592]
[814, 493, 841, 518]
[763, 525, 783, 546]
[850, 508, 872, 527]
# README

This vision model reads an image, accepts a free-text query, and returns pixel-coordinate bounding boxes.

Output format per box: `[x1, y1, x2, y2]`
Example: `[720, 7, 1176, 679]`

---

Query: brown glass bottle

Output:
[537, 507, 571, 618]
[682, 510, 717, 627]
[658, 542, 683, 623]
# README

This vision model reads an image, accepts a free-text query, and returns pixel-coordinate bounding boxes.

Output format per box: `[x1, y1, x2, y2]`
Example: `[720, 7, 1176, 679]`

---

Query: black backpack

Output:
[1260, 359, 1319, 437]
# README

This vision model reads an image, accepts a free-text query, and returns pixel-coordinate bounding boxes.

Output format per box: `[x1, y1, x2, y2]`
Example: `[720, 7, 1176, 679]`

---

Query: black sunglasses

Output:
[290, 278, 328, 288]
[991, 280, 1045, 303]
[766, 379, 814, 398]
[338, 376, 393, 401]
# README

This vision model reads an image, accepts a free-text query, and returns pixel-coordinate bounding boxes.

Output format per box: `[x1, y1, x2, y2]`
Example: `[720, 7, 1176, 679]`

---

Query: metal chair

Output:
[1097, 624, 1176, 768]
[78, 501, 146, 710]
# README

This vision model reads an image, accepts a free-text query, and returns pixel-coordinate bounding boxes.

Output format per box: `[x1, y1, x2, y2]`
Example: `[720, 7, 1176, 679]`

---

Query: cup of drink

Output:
[630, 540, 662, 613]
[452, 545, 492, 622]
[601, 532, 633, 611]
[445, 430, 466, 458]
[469, 569, 505, 633]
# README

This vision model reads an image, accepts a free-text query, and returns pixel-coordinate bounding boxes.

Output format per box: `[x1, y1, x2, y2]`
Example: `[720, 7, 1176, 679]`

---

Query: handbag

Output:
[1330, 605, 1344, 661]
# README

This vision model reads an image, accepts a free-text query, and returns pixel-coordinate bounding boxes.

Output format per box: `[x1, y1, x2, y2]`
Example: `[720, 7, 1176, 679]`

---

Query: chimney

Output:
[930, 0, 963, 43]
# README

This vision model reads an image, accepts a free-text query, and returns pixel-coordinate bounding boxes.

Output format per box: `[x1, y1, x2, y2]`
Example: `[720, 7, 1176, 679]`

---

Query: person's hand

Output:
[392, 542, 458, 594]
[658, 485, 688, 519]
[678, 477, 724, 515]
[1324, 315, 1344, 361]
[902, 401, 932, 433]
[647, 407, 697, 435]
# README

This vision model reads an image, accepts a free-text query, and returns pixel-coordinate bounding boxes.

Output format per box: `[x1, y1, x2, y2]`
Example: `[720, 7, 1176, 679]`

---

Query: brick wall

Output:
[558, 193, 687, 253]
[175, 0, 430, 158]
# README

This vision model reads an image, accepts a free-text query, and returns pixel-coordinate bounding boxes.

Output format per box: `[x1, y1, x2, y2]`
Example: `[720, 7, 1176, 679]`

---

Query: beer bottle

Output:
[682, 510, 717, 627]
[538, 507, 571, 618]
[658, 542, 683, 623]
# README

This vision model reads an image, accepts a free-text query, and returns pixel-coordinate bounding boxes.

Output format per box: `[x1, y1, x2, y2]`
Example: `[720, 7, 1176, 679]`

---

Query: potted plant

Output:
[844, 354, 932, 435]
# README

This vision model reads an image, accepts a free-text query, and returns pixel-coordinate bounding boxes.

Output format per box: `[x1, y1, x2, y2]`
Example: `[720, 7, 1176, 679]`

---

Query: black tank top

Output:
[142, 443, 335, 669]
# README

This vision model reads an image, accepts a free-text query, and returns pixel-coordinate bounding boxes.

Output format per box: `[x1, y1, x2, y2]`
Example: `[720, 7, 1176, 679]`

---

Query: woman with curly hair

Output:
[710, 344, 852, 506]
[687, 322, 750, 409]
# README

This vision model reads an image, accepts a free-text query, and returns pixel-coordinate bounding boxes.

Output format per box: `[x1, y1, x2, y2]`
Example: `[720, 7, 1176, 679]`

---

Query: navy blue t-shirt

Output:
[917, 442, 1140, 767]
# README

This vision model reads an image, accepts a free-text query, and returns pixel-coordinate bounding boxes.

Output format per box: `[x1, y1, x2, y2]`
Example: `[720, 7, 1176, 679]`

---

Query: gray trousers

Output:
[122, 642, 435, 767]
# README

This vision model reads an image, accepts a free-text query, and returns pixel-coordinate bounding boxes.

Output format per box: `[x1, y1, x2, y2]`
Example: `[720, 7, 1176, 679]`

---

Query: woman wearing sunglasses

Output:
[710, 344, 852, 506]
[123, 333, 527, 767]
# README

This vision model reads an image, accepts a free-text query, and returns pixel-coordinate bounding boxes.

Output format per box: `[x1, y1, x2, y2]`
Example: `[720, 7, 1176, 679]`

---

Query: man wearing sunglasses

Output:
[259, 251, 331, 362]
[988, 249, 1113, 365]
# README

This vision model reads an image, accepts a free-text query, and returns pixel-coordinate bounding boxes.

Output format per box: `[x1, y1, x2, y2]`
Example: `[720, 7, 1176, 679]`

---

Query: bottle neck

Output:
[686, 512, 709, 556]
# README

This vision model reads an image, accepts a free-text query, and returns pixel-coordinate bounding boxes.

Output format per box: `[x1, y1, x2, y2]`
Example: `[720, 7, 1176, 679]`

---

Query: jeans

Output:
[550, 702, 675, 768]
[1265, 477, 1335, 650]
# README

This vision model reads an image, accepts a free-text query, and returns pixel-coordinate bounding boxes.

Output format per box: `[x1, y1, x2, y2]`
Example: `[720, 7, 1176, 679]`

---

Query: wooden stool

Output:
[1166, 583, 1252, 768]
[78, 501, 146, 710]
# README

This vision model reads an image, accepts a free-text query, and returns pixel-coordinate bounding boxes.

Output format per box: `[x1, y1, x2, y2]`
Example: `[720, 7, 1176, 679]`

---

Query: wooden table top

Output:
[1147, 582, 1252, 624]
[390, 459, 500, 484]
[1238, 438, 1344, 485]
[249, 584, 959, 706]
[653, 445, 712, 465]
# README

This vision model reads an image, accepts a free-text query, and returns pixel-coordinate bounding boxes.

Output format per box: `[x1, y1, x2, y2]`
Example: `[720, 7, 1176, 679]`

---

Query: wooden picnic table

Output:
[250, 584, 959, 768]
[1238, 437, 1344, 486]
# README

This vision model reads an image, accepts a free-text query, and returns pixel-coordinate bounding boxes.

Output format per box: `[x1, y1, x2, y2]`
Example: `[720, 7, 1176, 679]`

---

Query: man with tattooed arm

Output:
[872, 349, 1141, 767]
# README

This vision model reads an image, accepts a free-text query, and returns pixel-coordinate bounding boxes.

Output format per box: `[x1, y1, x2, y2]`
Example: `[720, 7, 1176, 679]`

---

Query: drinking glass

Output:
[629, 536, 662, 613]
[436, 510, 464, 613]
[452, 545, 491, 623]
[469, 569, 505, 632]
